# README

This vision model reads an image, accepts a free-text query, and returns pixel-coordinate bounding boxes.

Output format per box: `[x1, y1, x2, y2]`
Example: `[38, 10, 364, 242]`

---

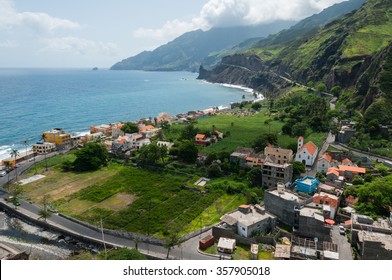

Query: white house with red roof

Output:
[295, 136, 319, 167]
[317, 152, 339, 173]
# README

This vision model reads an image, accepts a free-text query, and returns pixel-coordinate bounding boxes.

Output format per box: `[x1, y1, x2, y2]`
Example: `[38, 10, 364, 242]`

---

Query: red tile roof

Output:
[338, 165, 366, 174]
[342, 158, 352, 165]
[196, 134, 206, 140]
[139, 125, 155, 132]
[327, 167, 339, 177]
[299, 141, 318, 156]
[319, 152, 332, 162]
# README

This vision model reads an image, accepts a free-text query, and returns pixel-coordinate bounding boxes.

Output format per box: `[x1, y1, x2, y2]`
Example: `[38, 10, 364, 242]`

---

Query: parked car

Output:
[339, 225, 346, 235]
[0, 170, 7, 177]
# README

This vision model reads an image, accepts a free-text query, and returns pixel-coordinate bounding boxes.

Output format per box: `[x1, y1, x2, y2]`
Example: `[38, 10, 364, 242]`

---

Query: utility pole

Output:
[100, 218, 107, 259]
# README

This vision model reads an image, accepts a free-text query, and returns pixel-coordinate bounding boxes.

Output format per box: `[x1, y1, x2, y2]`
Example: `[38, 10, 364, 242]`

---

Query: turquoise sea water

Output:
[0, 68, 250, 160]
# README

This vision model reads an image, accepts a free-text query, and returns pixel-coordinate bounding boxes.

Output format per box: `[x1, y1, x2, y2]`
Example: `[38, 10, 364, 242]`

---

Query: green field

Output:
[21, 157, 245, 237]
[168, 110, 326, 154]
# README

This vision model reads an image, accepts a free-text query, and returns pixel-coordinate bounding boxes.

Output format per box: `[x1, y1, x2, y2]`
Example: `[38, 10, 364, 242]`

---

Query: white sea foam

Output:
[72, 131, 90, 137]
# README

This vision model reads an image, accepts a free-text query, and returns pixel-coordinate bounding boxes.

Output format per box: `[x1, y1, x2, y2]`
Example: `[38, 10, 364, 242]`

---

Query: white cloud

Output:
[134, 0, 346, 40]
[0, 0, 79, 33]
[0, 39, 18, 48]
[42, 37, 118, 56]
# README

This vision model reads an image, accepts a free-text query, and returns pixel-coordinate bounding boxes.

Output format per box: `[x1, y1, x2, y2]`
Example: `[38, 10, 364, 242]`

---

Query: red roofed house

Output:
[295, 136, 319, 167]
[195, 134, 211, 146]
[317, 152, 339, 173]
[313, 192, 340, 219]
[338, 165, 366, 181]
[342, 158, 353, 166]
[326, 167, 340, 182]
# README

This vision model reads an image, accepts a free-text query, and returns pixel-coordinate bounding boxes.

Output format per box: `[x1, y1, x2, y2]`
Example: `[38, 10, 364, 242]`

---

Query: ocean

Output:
[0, 68, 253, 160]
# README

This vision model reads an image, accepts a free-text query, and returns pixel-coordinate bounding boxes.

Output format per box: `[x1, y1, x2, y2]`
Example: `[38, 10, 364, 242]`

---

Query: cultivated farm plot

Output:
[21, 159, 228, 237]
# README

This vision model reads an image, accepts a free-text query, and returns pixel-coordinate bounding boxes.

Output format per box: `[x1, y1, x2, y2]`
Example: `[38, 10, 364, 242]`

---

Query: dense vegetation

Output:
[345, 175, 392, 218]
[72, 142, 109, 172]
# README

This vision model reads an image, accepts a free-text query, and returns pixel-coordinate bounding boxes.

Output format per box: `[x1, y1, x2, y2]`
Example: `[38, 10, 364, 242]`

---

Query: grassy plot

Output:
[196, 111, 285, 153]
[181, 193, 246, 235]
[28, 152, 77, 174]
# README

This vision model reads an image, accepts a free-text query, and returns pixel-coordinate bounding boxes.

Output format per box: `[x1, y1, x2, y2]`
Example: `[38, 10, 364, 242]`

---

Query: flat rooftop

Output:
[352, 214, 392, 232]
[269, 189, 304, 203]
[358, 231, 392, 250]
[300, 207, 324, 222]
[226, 205, 274, 227]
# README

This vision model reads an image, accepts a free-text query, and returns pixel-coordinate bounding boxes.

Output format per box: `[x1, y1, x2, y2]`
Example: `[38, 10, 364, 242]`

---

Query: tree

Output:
[330, 86, 342, 97]
[73, 142, 109, 172]
[40, 133, 49, 171]
[251, 102, 262, 111]
[248, 168, 263, 187]
[139, 144, 161, 164]
[281, 123, 292, 135]
[23, 139, 29, 157]
[291, 122, 308, 137]
[292, 161, 305, 179]
[177, 141, 198, 163]
[10, 183, 23, 209]
[98, 248, 146, 260]
[180, 124, 199, 140]
[10, 149, 19, 180]
[121, 122, 139, 134]
[253, 132, 278, 152]
[207, 163, 222, 178]
[316, 82, 327, 92]
[164, 229, 180, 259]
[38, 195, 52, 222]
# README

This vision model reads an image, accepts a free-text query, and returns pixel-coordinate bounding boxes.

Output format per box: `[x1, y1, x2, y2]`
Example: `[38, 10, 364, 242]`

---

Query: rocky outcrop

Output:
[198, 54, 291, 98]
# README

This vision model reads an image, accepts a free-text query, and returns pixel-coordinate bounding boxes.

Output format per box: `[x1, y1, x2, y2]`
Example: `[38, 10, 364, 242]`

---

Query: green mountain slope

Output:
[200, 0, 392, 124]
[110, 21, 295, 72]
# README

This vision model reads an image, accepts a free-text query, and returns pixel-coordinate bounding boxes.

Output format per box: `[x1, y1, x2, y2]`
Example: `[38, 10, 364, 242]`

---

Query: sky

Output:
[0, 0, 347, 68]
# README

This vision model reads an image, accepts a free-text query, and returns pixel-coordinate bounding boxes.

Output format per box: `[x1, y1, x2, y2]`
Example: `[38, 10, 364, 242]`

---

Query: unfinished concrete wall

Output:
[264, 191, 298, 227]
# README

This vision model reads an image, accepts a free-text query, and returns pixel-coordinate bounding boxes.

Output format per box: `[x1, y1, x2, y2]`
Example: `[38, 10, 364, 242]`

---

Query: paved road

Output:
[331, 225, 352, 260]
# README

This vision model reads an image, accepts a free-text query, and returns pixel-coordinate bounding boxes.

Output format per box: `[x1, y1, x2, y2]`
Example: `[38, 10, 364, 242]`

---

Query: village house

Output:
[337, 121, 356, 144]
[139, 125, 160, 139]
[351, 214, 392, 260]
[230, 147, 256, 167]
[195, 133, 216, 147]
[295, 176, 320, 194]
[261, 162, 293, 188]
[264, 183, 312, 227]
[317, 152, 354, 173]
[157, 141, 174, 150]
[295, 136, 318, 167]
[313, 192, 340, 219]
[112, 133, 151, 153]
[326, 165, 366, 183]
[338, 165, 366, 181]
[43, 128, 72, 150]
[296, 207, 332, 242]
[217, 238, 236, 254]
[219, 205, 276, 238]
[32, 142, 56, 155]
[264, 146, 294, 164]
[156, 112, 175, 125]
[111, 123, 125, 139]
[90, 124, 112, 136]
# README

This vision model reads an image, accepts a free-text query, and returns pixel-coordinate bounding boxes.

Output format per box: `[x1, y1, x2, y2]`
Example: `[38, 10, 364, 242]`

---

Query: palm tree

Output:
[23, 139, 29, 157]
[10, 149, 19, 180]
[38, 195, 52, 222]
[40, 133, 49, 171]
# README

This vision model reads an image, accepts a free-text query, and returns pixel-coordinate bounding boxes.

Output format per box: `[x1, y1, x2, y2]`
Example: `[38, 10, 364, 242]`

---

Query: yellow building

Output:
[43, 129, 71, 146]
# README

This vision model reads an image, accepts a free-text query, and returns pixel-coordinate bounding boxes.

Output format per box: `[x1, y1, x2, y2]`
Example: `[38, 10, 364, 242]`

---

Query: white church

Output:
[295, 136, 319, 167]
